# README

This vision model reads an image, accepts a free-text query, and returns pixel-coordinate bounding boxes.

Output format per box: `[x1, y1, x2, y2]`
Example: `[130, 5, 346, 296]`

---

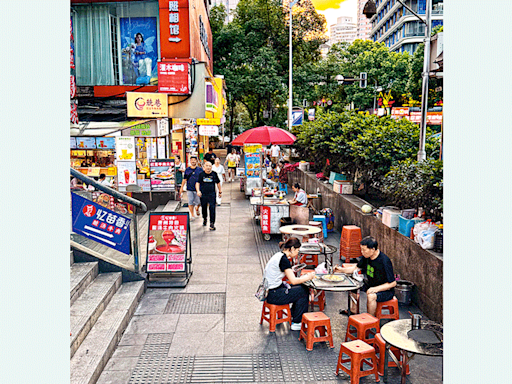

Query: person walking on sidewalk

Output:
[334, 236, 396, 317]
[224, 149, 238, 182]
[264, 237, 316, 331]
[179, 156, 203, 218]
[212, 158, 226, 205]
[204, 147, 217, 164]
[196, 161, 222, 230]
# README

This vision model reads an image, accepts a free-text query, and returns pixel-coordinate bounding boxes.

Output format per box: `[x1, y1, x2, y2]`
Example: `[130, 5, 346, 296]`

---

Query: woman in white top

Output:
[288, 183, 308, 207]
[263, 237, 316, 330]
[212, 158, 226, 205]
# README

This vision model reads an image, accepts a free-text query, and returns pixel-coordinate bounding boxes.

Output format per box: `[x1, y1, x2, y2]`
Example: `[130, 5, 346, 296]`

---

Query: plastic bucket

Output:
[395, 280, 414, 305]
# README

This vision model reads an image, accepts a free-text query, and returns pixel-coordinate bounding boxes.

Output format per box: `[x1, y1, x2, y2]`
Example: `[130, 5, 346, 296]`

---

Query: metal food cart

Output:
[251, 197, 290, 240]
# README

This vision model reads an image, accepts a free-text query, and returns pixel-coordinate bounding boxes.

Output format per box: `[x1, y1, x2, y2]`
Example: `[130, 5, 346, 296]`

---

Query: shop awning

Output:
[70, 120, 151, 137]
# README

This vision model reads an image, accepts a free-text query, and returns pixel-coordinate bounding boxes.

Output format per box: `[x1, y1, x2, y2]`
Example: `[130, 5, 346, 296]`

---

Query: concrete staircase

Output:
[70, 254, 144, 384]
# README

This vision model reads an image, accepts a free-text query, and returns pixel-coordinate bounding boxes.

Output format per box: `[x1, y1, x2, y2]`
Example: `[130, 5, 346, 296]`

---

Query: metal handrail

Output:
[70, 167, 147, 272]
[70, 168, 147, 211]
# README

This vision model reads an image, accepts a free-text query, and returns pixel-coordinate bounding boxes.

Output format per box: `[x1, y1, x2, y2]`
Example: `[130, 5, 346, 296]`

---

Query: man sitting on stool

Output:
[334, 236, 396, 317]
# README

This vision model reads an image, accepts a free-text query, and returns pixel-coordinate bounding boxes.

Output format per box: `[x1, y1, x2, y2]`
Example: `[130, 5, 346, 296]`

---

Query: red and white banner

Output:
[391, 107, 409, 119]
[70, 75, 76, 98]
[70, 100, 79, 124]
[158, 60, 191, 95]
[261, 206, 271, 234]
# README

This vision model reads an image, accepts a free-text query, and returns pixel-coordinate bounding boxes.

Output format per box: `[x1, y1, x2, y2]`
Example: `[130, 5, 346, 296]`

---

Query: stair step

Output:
[70, 272, 122, 359]
[70, 262, 99, 306]
[70, 280, 145, 384]
[163, 199, 180, 211]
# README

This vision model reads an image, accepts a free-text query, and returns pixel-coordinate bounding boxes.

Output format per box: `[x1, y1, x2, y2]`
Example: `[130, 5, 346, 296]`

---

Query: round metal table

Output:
[279, 224, 322, 243]
[380, 319, 443, 384]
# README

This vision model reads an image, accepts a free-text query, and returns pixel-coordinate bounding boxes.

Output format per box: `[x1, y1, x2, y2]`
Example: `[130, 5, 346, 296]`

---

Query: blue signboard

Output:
[292, 110, 303, 126]
[96, 137, 116, 149]
[71, 193, 132, 255]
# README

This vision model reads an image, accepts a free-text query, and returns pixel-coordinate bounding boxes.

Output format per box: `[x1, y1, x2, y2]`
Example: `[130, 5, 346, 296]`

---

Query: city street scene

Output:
[70, 0, 443, 383]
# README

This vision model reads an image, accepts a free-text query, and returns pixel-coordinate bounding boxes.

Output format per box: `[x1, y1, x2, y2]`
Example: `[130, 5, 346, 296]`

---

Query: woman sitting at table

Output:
[288, 183, 308, 206]
[263, 237, 316, 331]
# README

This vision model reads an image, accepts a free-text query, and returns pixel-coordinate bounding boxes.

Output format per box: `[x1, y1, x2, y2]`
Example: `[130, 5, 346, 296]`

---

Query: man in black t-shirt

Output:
[196, 161, 222, 230]
[334, 236, 396, 317]
[203, 148, 217, 164]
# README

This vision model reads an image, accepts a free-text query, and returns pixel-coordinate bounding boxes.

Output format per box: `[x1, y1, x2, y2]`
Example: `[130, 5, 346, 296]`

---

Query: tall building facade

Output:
[368, 0, 443, 54]
[357, 0, 372, 40]
[329, 16, 357, 45]
[210, 0, 238, 22]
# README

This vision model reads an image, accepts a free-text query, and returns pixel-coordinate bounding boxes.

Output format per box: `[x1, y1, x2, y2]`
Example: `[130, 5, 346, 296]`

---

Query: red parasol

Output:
[231, 126, 297, 146]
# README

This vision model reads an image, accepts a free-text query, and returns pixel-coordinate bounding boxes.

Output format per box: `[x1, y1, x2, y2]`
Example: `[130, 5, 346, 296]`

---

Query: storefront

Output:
[71, 137, 117, 184]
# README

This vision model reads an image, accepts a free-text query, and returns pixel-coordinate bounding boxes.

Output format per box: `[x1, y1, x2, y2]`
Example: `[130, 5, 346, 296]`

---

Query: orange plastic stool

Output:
[374, 333, 410, 376]
[260, 302, 292, 332]
[375, 297, 400, 321]
[298, 312, 334, 351]
[300, 253, 318, 266]
[336, 340, 380, 383]
[339, 225, 363, 262]
[345, 313, 380, 346]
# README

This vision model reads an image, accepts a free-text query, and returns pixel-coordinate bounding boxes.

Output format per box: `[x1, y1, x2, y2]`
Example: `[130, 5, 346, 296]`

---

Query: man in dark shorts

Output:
[196, 161, 222, 230]
[334, 236, 396, 317]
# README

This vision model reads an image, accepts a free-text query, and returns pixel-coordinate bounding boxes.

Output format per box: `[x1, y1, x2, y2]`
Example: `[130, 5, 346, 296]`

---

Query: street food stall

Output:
[250, 194, 290, 241]
[71, 137, 117, 185]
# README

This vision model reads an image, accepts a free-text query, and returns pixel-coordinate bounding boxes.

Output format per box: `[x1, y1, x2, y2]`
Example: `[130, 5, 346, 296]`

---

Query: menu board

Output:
[115, 137, 136, 161]
[117, 161, 137, 191]
[91, 192, 134, 215]
[245, 153, 261, 179]
[150, 159, 176, 191]
[70, 137, 77, 149]
[76, 137, 97, 149]
[96, 137, 116, 149]
[146, 213, 189, 273]
[157, 138, 166, 158]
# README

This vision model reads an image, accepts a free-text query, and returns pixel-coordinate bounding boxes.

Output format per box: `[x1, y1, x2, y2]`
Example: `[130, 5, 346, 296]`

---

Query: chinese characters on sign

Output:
[168, 1, 180, 40]
[198, 125, 219, 136]
[126, 92, 168, 118]
[158, 61, 191, 94]
[71, 193, 132, 255]
[150, 159, 176, 192]
[261, 206, 271, 234]
[146, 213, 189, 273]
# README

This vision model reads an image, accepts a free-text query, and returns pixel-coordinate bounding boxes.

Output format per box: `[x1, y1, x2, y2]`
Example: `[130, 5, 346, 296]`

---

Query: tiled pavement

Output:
[97, 179, 443, 384]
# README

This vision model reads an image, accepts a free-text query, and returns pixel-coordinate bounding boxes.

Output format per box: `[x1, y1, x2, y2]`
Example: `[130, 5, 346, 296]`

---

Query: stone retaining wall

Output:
[288, 169, 443, 323]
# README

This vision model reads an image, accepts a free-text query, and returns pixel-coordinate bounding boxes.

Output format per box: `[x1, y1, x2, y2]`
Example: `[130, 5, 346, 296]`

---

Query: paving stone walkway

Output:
[97, 179, 443, 384]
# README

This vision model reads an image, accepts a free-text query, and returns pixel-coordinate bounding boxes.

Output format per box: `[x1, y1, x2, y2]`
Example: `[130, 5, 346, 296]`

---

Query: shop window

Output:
[73, 1, 160, 86]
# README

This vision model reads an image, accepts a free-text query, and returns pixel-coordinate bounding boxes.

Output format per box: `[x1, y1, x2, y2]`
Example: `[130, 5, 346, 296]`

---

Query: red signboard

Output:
[261, 206, 271, 234]
[159, 0, 190, 60]
[405, 111, 443, 125]
[391, 107, 409, 118]
[158, 60, 191, 94]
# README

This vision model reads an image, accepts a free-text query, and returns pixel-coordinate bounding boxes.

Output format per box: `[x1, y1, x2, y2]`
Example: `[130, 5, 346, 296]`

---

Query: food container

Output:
[333, 180, 353, 194]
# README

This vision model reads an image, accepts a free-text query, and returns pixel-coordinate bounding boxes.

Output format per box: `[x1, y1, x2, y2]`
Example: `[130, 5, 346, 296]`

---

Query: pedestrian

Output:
[174, 155, 186, 190]
[334, 236, 396, 317]
[98, 173, 112, 187]
[212, 158, 226, 205]
[224, 149, 238, 182]
[270, 144, 280, 164]
[204, 146, 217, 164]
[196, 161, 222, 230]
[179, 156, 203, 218]
[264, 237, 316, 330]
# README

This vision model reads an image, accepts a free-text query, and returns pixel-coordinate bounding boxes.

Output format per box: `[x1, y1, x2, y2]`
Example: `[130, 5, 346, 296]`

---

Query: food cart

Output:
[250, 195, 290, 241]
[243, 143, 263, 197]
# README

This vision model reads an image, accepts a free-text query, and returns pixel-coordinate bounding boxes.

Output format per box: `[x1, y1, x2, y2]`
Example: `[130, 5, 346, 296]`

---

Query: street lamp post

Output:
[288, 0, 298, 131]
[364, 0, 432, 161]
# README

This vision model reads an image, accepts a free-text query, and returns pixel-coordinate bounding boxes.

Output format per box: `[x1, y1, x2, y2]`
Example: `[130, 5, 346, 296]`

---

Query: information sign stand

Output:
[145, 211, 192, 287]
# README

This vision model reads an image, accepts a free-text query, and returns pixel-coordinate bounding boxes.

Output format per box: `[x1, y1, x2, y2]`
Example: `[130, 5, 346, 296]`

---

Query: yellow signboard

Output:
[196, 118, 221, 125]
[243, 143, 263, 154]
[126, 92, 168, 118]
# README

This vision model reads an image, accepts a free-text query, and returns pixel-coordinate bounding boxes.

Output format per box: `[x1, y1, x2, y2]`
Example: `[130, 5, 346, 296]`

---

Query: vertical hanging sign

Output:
[159, 0, 190, 59]
[70, 17, 78, 124]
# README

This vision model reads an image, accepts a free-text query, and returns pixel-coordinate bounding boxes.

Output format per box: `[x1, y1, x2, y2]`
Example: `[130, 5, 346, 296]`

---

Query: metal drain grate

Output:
[164, 293, 226, 314]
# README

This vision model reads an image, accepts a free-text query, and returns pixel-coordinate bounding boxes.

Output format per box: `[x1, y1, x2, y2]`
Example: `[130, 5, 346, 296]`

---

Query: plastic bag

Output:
[255, 277, 269, 301]
[417, 227, 438, 250]
[413, 221, 437, 243]
[315, 262, 328, 274]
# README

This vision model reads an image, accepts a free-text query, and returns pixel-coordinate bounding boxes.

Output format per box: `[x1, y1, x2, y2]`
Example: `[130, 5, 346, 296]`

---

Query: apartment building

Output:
[329, 16, 357, 45]
[368, 0, 443, 54]
[357, 0, 372, 40]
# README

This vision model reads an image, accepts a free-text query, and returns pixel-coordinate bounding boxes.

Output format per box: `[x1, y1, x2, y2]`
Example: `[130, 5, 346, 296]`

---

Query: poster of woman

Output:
[120, 17, 158, 85]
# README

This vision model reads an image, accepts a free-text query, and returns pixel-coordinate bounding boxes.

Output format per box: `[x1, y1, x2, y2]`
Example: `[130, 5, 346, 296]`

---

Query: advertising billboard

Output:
[126, 92, 168, 117]
[158, 60, 191, 95]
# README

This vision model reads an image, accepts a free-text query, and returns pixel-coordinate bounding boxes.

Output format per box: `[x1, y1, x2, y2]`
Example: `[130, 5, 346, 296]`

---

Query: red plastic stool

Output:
[336, 340, 380, 383]
[300, 253, 318, 266]
[374, 333, 410, 376]
[300, 270, 326, 311]
[375, 297, 400, 320]
[345, 313, 380, 346]
[260, 302, 292, 332]
[298, 312, 334, 351]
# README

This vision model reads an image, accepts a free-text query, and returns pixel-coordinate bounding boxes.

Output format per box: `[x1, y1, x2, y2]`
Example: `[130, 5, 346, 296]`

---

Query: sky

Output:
[313, 0, 358, 34]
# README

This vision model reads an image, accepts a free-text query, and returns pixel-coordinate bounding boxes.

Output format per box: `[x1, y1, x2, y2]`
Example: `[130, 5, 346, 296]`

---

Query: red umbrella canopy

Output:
[231, 126, 297, 146]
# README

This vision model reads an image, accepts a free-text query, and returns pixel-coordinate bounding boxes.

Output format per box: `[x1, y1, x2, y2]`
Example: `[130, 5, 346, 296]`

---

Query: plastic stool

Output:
[375, 297, 400, 321]
[308, 221, 324, 242]
[260, 302, 292, 332]
[374, 333, 410, 376]
[299, 312, 334, 351]
[313, 215, 328, 239]
[345, 313, 380, 346]
[336, 340, 380, 383]
[302, 270, 327, 310]
[300, 253, 318, 266]
[278, 182, 288, 194]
